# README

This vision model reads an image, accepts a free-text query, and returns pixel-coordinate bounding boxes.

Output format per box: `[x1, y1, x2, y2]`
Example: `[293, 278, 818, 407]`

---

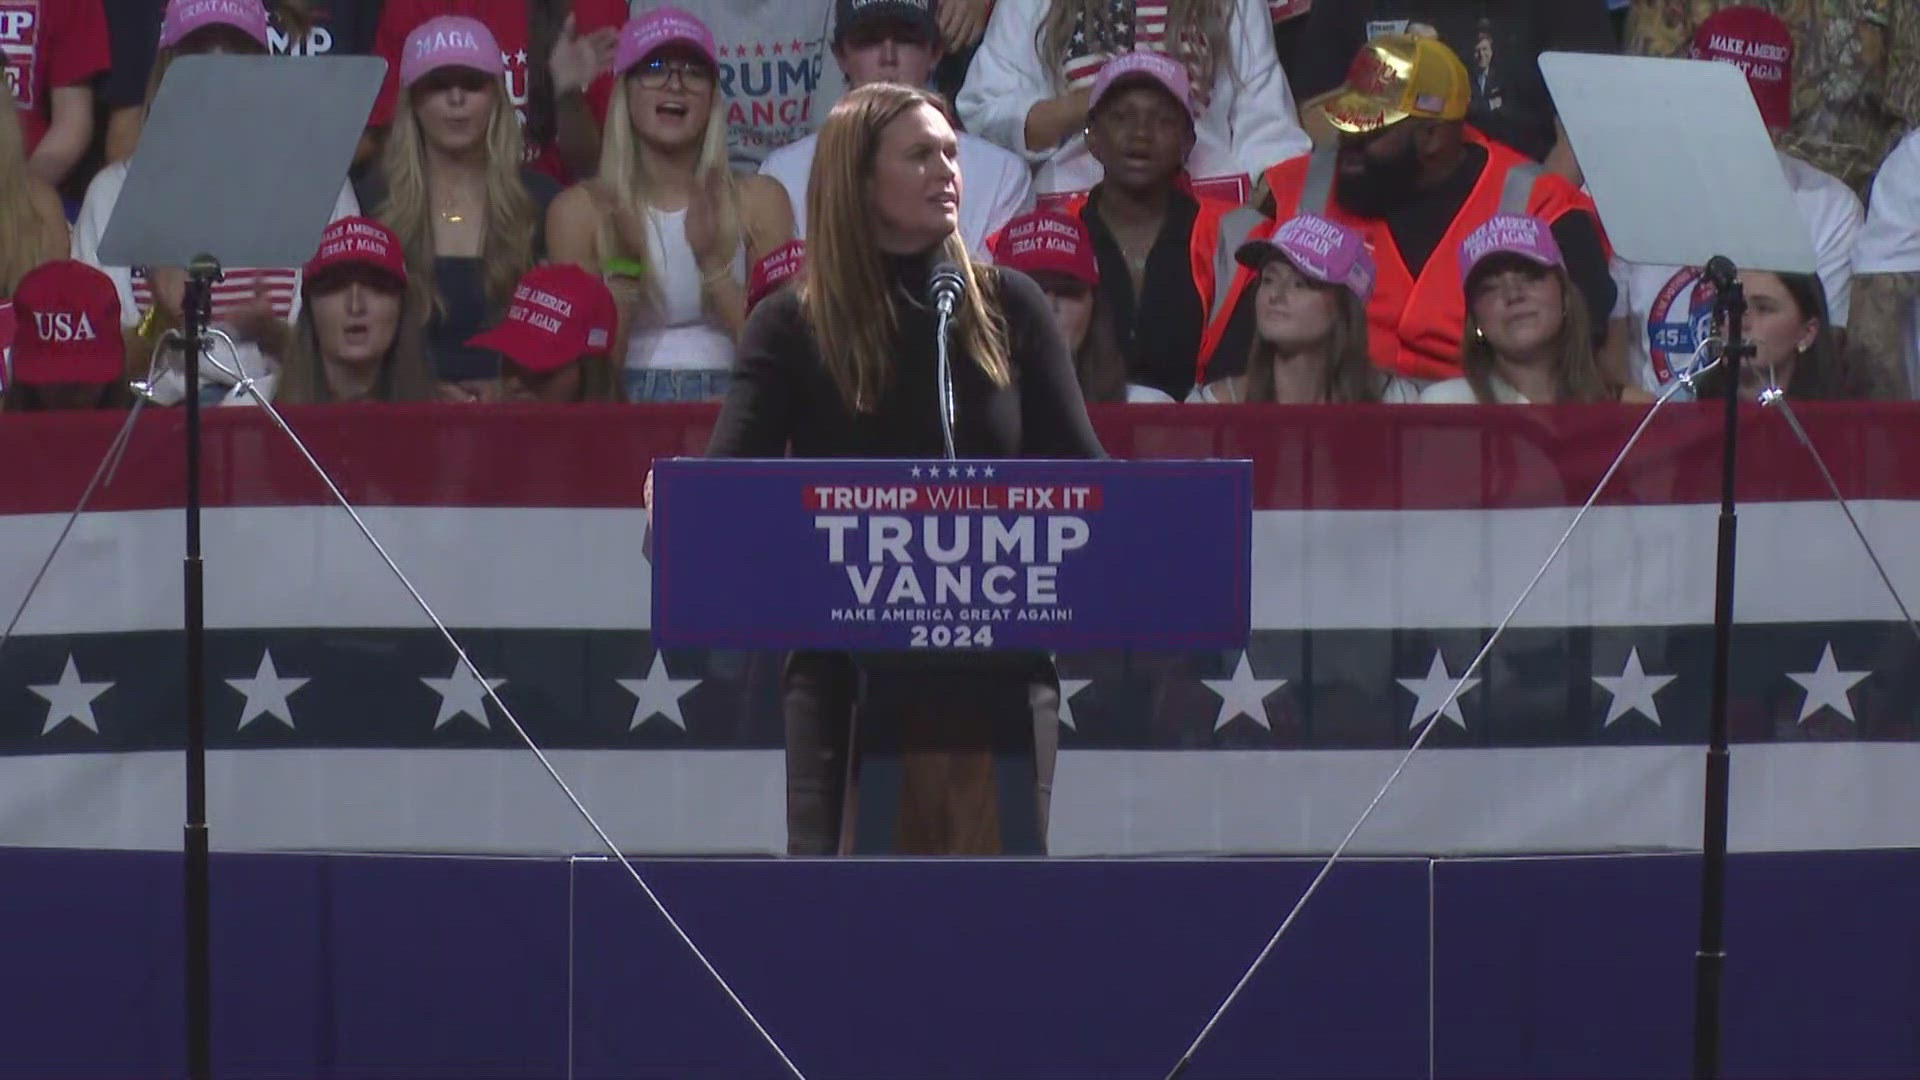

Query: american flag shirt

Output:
[1061, 1, 1171, 90]
[957, 0, 1311, 201]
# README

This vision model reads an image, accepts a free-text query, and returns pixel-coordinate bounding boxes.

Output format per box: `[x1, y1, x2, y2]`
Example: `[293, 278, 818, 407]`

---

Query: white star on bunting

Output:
[226, 649, 309, 731]
[422, 661, 505, 730]
[1786, 644, 1870, 724]
[1057, 678, 1093, 730]
[619, 653, 702, 731]
[1203, 653, 1286, 731]
[1593, 647, 1675, 728]
[1399, 651, 1478, 731]
[30, 656, 113, 735]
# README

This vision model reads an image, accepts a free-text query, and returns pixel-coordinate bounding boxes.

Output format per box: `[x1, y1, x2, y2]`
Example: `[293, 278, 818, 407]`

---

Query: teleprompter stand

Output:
[97, 52, 384, 1080]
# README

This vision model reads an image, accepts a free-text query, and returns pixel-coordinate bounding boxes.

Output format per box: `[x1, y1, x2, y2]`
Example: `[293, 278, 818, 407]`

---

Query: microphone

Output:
[929, 261, 966, 316]
[927, 262, 964, 459]
[1703, 255, 1739, 292]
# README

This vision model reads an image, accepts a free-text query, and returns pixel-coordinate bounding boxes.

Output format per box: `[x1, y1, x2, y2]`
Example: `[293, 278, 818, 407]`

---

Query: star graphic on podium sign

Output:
[226, 649, 309, 731]
[947, 466, 961, 478]
[422, 661, 505, 730]
[30, 656, 113, 735]
[1593, 647, 1675, 728]
[619, 653, 702, 731]
[1057, 679, 1093, 730]
[1203, 653, 1286, 731]
[1399, 651, 1478, 731]
[982, 466, 996, 478]
[910, 465, 922, 478]
[965, 465, 978, 478]
[1786, 644, 1870, 724]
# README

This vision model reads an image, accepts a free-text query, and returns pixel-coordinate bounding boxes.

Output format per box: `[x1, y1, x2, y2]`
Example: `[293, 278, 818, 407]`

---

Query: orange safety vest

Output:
[1196, 127, 1599, 383]
[1007, 192, 1269, 393]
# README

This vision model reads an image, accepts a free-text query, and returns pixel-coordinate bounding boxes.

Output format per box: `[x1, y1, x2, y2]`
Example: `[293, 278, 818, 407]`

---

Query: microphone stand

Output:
[934, 304, 957, 459]
[931, 266, 963, 461]
[1692, 254, 1750, 1080]
[180, 254, 222, 1080]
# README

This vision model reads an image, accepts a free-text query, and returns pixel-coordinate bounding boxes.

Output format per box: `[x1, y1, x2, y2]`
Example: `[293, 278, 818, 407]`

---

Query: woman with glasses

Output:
[548, 6, 794, 402]
[358, 15, 558, 402]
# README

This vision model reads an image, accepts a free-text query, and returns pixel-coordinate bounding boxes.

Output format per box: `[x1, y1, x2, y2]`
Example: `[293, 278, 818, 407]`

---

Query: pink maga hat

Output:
[1090, 50, 1198, 121]
[400, 15, 506, 88]
[1236, 213, 1376, 301]
[159, 0, 270, 50]
[1459, 214, 1566, 286]
[615, 6, 718, 76]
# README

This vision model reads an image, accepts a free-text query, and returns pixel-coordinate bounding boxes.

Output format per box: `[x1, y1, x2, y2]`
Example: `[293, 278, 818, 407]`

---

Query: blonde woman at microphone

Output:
[702, 82, 1105, 857]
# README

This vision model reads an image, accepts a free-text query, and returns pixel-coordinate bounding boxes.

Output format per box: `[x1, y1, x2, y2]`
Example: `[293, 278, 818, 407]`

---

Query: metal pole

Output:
[1693, 254, 1747, 1080]
[181, 254, 223, 1080]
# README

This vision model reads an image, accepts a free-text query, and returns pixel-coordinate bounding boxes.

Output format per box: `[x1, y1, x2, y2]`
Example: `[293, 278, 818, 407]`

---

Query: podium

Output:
[652, 458, 1252, 854]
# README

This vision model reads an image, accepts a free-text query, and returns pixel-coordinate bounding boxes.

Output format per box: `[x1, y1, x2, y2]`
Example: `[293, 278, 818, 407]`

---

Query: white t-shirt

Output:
[632, 0, 843, 171]
[1853, 128, 1920, 393]
[72, 161, 359, 405]
[955, 0, 1311, 202]
[1189, 374, 1421, 403]
[1126, 383, 1176, 403]
[1419, 376, 1527, 404]
[760, 129, 1034, 254]
[1609, 150, 1862, 389]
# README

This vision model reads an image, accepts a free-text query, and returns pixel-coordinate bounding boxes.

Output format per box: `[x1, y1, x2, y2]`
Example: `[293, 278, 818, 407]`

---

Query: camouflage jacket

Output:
[1625, 0, 1920, 193]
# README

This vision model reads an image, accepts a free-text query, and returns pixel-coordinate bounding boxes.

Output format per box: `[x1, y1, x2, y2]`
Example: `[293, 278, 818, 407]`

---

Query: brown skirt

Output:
[781, 651, 1059, 856]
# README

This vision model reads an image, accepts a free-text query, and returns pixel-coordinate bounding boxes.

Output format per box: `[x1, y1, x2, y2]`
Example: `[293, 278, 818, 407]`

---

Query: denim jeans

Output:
[623, 368, 733, 403]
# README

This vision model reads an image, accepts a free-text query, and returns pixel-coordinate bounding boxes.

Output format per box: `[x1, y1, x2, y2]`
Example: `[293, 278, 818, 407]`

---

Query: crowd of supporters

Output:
[2, 0, 1918, 413]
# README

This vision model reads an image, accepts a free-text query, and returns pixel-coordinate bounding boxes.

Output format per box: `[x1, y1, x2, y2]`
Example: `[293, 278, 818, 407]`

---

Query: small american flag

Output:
[1063, 1, 1171, 90]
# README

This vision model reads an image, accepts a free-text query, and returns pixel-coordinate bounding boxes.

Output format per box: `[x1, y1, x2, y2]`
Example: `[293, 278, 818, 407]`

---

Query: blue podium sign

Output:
[651, 459, 1252, 651]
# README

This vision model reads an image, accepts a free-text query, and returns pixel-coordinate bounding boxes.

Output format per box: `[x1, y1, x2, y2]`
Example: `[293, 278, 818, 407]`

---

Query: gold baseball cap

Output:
[1322, 34, 1471, 135]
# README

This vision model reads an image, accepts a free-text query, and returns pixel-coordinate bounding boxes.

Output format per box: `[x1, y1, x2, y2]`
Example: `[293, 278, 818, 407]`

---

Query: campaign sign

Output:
[651, 458, 1252, 651]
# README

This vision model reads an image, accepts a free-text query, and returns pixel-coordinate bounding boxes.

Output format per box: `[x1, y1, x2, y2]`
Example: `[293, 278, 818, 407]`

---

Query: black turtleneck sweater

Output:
[707, 253, 1107, 460]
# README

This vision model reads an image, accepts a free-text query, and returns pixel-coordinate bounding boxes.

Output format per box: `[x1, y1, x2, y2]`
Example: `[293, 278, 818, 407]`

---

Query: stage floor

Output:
[1, 848, 1914, 1079]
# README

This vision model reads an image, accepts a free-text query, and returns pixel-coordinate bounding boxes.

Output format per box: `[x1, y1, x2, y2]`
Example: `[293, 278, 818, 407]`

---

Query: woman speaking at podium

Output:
[705, 83, 1105, 856]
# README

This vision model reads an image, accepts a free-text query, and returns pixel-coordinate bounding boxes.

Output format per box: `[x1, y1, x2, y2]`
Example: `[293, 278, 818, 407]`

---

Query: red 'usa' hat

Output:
[10, 261, 124, 386]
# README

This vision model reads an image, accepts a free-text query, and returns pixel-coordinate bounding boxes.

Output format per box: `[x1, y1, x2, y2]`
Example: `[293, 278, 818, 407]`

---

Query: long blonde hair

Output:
[802, 84, 1009, 413]
[594, 73, 738, 322]
[1461, 264, 1613, 403]
[1038, 0, 1231, 89]
[374, 76, 538, 320]
[1243, 278, 1381, 403]
[0, 93, 57, 296]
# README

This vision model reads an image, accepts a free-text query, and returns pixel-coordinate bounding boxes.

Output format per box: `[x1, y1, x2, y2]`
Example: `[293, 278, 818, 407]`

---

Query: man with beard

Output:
[1198, 34, 1612, 384]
